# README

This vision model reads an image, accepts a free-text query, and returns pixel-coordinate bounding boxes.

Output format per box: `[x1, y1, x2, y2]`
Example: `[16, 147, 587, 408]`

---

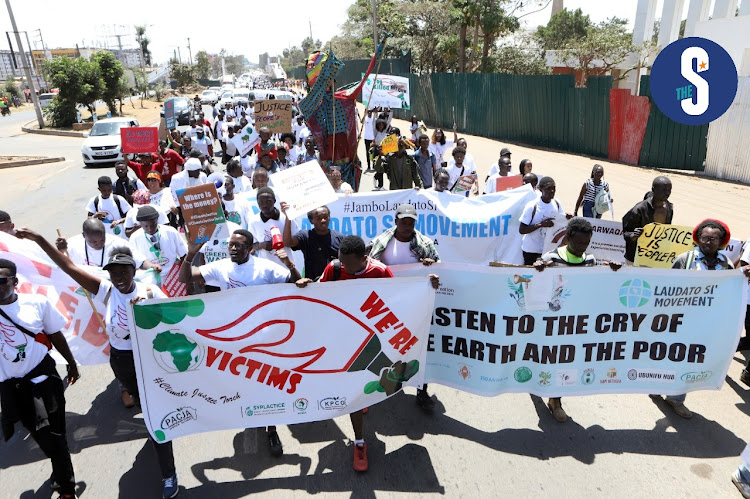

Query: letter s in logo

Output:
[680, 46, 709, 116]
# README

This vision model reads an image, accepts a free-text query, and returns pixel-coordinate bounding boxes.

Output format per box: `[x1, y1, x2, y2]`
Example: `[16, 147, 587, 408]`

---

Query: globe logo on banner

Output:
[619, 279, 652, 308]
[650, 37, 737, 125]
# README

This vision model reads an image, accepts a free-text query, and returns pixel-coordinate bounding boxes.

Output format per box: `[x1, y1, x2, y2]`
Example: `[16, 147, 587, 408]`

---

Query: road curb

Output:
[22, 120, 86, 138]
[0, 156, 66, 169]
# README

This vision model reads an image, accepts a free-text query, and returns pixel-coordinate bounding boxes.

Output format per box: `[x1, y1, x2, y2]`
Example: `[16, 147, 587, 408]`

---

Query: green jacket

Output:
[375, 153, 422, 190]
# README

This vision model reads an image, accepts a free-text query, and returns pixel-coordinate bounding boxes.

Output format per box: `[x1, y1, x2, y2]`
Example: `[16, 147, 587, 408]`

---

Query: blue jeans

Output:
[666, 394, 686, 403]
[582, 200, 601, 219]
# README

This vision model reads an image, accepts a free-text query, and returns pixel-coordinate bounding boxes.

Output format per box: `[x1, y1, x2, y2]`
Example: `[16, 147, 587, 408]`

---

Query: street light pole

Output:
[187, 37, 192, 65]
[5, 0, 43, 128]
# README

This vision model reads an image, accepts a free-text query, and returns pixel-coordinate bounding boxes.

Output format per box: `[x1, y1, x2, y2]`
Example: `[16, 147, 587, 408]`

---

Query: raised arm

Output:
[15, 228, 101, 295]
[280, 202, 300, 248]
[178, 242, 206, 286]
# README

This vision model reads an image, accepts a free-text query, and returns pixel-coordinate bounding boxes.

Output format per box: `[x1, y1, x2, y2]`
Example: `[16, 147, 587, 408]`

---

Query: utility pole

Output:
[23, 30, 36, 75]
[5, 32, 16, 76]
[309, 19, 313, 41]
[187, 37, 192, 65]
[372, 0, 378, 50]
[177, 46, 181, 64]
[5, 0, 43, 128]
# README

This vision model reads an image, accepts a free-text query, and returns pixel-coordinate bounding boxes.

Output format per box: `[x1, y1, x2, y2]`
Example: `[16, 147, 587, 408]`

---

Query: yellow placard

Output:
[634, 223, 695, 268]
[380, 134, 399, 154]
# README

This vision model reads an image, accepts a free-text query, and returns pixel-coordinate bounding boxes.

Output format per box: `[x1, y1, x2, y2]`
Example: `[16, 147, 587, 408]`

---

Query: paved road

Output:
[1, 110, 749, 498]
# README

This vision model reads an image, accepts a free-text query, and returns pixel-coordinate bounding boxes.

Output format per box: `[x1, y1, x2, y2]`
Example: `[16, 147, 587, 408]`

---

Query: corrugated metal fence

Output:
[387, 73, 611, 158]
[704, 77, 750, 182]
[638, 75, 708, 171]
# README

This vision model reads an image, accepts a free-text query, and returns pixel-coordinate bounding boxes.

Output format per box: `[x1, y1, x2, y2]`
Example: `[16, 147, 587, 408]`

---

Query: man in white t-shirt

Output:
[86, 176, 132, 239]
[445, 146, 477, 197]
[486, 147, 512, 178]
[178, 228, 300, 457]
[518, 176, 566, 265]
[363, 109, 375, 172]
[0, 258, 79, 497]
[56, 218, 154, 270]
[246, 187, 303, 270]
[128, 206, 187, 280]
[227, 160, 252, 193]
[483, 157, 513, 194]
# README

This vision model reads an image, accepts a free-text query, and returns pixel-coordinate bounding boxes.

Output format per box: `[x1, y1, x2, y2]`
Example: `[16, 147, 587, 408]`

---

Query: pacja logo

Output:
[650, 37, 737, 125]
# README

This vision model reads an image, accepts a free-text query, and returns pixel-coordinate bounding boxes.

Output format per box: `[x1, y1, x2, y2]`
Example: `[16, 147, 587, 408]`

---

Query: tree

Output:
[170, 61, 195, 90]
[259, 52, 269, 69]
[43, 56, 103, 126]
[491, 33, 550, 75]
[194, 51, 211, 79]
[92, 51, 124, 115]
[536, 7, 591, 50]
[4, 77, 21, 99]
[135, 25, 152, 66]
[116, 73, 133, 114]
[133, 69, 149, 108]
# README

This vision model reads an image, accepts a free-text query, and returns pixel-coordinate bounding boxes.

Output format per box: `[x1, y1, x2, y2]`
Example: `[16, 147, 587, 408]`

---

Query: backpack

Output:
[94, 194, 127, 219]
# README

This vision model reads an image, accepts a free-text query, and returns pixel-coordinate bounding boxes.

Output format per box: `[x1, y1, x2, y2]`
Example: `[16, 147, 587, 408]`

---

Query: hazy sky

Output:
[0, 0, 646, 65]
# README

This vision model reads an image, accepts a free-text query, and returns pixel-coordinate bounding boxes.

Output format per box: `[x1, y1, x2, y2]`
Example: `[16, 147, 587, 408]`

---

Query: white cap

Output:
[185, 158, 202, 171]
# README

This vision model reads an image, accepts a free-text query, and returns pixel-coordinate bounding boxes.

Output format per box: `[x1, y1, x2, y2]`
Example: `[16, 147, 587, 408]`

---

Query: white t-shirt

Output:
[129, 225, 187, 277]
[200, 222, 241, 264]
[429, 140, 454, 163]
[381, 238, 419, 266]
[200, 256, 290, 290]
[741, 240, 750, 305]
[85, 194, 132, 239]
[363, 116, 375, 141]
[148, 188, 177, 213]
[231, 175, 252, 194]
[483, 173, 519, 194]
[519, 197, 565, 253]
[66, 233, 145, 268]
[124, 204, 170, 230]
[335, 182, 353, 194]
[246, 212, 304, 269]
[0, 294, 67, 382]
[446, 161, 478, 197]
[223, 199, 247, 227]
[94, 280, 167, 351]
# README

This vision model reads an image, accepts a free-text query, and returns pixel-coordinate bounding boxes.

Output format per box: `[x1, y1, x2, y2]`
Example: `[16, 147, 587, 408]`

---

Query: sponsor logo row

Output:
[457, 364, 713, 387]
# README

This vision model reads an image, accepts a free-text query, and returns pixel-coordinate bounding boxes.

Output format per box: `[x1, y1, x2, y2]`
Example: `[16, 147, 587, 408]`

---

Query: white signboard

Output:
[269, 160, 338, 220]
[362, 74, 411, 110]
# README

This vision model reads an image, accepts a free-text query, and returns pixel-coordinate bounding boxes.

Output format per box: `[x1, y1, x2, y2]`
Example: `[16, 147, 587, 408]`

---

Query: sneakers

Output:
[268, 430, 283, 457]
[732, 468, 750, 498]
[162, 473, 179, 499]
[373, 186, 385, 191]
[741, 369, 750, 387]
[665, 398, 693, 419]
[353, 443, 368, 472]
[415, 388, 435, 412]
[121, 390, 135, 408]
[548, 398, 568, 422]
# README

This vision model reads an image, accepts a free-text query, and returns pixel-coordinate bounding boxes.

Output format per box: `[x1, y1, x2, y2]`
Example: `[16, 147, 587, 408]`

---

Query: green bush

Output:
[43, 98, 77, 128]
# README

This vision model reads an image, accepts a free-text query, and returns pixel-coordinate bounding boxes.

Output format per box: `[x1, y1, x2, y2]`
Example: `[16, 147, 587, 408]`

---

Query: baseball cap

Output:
[103, 252, 136, 270]
[395, 204, 418, 220]
[189, 148, 202, 158]
[185, 158, 202, 171]
[136, 205, 160, 221]
[500, 147, 512, 157]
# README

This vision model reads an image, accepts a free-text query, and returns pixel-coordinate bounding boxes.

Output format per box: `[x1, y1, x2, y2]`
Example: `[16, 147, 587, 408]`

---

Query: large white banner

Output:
[394, 263, 746, 397]
[129, 278, 434, 442]
[362, 74, 410, 110]
[282, 187, 536, 266]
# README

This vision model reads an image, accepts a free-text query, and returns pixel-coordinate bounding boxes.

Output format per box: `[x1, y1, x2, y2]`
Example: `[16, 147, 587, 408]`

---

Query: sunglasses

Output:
[0, 276, 16, 285]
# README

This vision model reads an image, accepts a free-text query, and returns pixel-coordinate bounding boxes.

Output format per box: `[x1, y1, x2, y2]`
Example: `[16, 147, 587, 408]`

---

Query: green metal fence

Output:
[389, 73, 610, 158]
[638, 75, 707, 171]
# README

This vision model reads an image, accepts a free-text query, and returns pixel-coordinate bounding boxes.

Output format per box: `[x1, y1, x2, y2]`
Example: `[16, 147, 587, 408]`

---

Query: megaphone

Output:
[207, 172, 225, 189]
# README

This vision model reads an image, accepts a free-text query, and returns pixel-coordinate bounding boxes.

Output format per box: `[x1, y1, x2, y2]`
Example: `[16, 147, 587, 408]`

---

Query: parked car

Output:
[233, 89, 250, 107]
[159, 97, 194, 126]
[38, 93, 56, 109]
[200, 90, 218, 105]
[80, 117, 140, 168]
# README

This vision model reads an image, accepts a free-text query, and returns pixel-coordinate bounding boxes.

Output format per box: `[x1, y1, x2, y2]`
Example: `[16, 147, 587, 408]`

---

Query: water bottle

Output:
[270, 226, 283, 250]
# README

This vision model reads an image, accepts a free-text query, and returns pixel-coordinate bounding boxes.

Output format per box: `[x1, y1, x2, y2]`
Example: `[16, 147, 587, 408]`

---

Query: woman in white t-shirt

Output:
[145, 171, 177, 215]
[17, 230, 180, 498]
[428, 124, 457, 166]
[445, 146, 477, 197]
[518, 176, 567, 265]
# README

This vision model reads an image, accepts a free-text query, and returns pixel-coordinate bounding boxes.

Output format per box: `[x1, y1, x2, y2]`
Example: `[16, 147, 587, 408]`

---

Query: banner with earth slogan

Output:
[392, 263, 746, 397]
[129, 277, 435, 442]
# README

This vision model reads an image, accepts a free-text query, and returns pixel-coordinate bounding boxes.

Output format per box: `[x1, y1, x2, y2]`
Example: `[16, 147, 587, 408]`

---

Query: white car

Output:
[218, 90, 234, 108]
[80, 117, 140, 168]
[200, 90, 218, 105]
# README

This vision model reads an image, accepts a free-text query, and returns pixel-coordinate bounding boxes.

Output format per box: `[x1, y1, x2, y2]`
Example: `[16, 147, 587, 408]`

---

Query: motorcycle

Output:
[0, 106, 10, 116]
